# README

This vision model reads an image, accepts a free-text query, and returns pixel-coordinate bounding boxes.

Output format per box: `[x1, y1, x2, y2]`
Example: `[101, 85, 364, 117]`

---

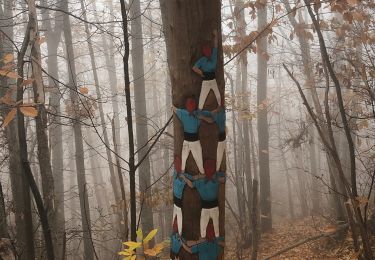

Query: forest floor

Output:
[225, 217, 364, 260]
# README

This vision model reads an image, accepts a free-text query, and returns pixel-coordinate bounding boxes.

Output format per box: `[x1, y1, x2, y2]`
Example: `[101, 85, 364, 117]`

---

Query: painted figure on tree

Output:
[172, 98, 212, 174]
[193, 30, 221, 109]
[181, 222, 225, 260]
[182, 159, 226, 238]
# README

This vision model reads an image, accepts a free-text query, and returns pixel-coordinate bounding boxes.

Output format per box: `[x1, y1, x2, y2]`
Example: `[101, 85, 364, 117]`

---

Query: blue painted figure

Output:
[192, 30, 221, 109]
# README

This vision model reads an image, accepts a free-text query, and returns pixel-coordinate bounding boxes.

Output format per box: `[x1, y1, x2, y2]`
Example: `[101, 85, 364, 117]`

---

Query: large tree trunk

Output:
[130, 0, 154, 234]
[257, 2, 272, 232]
[61, 0, 94, 258]
[234, 0, 253, 226]
[40, 0, 65, 257]
[282, 0, 344, 220]
[160, 1, 225, 259]
[29, 0, 57, 253]
[0, 1, 35, 258]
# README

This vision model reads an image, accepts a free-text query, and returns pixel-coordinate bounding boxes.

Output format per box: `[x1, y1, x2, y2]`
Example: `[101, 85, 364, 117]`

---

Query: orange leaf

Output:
[79, 87, 89, 94]
[0, 92, 13, 105]
[20, 106, 38, 117]
[21, 78, 34, 86]
[3, 53, 14, 64]
[2, 108, 17, 128]
[0, 69, 20, 79]
[347, 0, 358, 6]
[37, 36, 46, 45]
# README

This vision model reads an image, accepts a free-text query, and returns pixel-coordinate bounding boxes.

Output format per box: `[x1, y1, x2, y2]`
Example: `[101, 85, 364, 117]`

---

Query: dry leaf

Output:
[347, 0, 358, 6]
[3, 53, 14, 64]
[21, 78, 34, 86]
[0, 69, 20, 79]
[37, 36, 46, 45]
[79, 87, 89, 94]
[2, 108, 17, 128]
[20, 106, 38, 117]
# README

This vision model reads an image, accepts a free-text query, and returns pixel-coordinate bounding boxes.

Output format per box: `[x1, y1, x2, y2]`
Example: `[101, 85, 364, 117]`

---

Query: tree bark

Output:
[130, 0, 154, 235]
[257, 2, 272, 232]
[160, 1, 225, 259]
[40, 0, 65, 257]
[0, 1, 34, 258]
[61, 0, 94, 257]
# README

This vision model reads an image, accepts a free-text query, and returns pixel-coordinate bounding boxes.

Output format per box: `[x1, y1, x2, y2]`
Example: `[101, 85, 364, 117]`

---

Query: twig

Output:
[263, 224, 349, 260]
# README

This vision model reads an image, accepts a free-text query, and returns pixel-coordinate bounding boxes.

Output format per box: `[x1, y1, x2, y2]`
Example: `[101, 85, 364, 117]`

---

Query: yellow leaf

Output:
[20, 106, 38, 117]
[3, 53, 14, 64]
[79, 87, 89, 94]
[118, 250, 133, 256]
[131, 256, 136, 260]
[123, 241, 141, 250]
[0, 69, 20, 79]
[136, 228, 143, 241]
[2, 108, 17, 128]
[143, 229, 158, 243]
[21, 78, 34, 86]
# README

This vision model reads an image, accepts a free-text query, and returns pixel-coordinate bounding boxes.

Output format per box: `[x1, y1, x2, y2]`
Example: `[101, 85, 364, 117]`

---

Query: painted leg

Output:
[210, 207, 220, 237]
[200, 208, 210, 238]
[211, 79, 221, 106]
[216, 140, 226, 171]
[173, 204, 183, 235]
[190, 140, 204, 173]
[181, 140, 190, 172]
[198, 82, 211, 109]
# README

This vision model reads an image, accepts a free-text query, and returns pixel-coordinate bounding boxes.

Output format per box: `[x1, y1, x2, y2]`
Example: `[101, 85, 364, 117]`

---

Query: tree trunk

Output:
[160, 1, 225, 259]
[0, 1, 35, 258]
[257, 2, 272, 232]
[0, 181, 7, 238]
[61, 0, 94, 257]
[130, 0, 154, 235]
[40, 0, 65, 256]
[29, 0, 57, 253]
[282, 0, 344, 220]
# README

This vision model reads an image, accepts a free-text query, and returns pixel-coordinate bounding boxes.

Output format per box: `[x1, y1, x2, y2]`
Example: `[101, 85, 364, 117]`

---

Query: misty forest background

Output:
[0, 0, 375, 259]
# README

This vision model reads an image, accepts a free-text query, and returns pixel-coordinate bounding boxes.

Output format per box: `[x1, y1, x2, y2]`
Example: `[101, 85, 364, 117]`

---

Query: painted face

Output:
[185, 98, 197, 113]
[204, 159, 216, 180]
[174, 155, 182, 173]
[202, 45, 212, 58]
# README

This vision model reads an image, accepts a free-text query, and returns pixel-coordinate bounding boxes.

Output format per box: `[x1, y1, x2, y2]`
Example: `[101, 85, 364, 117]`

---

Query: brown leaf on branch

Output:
[2, 108, 17, 128]
[20, 106, 38, 118]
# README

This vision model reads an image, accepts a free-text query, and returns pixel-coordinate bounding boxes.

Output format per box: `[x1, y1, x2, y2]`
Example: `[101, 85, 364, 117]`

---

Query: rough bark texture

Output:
[0, 1, 34, 258]
[160, 1, 225, 259]
[257, 3, 272, 231]
[40, 0, 65, 257]
[61, 0, 94, 257]
[130, 0, 154, 235]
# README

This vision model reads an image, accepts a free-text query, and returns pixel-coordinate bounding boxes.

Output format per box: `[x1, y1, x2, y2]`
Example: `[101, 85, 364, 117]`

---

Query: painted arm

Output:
[181, 241, 192, 253]
[180, 175, 194, 188]
[213, 29, 218, 48]
[192, 66, 204, 77]
[198, 114, 214, 123]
